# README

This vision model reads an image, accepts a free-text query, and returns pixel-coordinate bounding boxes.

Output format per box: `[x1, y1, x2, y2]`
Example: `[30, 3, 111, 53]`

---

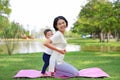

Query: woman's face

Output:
[56, 19, 67, 33]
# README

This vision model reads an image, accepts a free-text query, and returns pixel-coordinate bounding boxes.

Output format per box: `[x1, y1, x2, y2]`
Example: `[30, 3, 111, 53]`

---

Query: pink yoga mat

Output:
[79, 67, 110, 78]
[14, 70, 51, 78]
[14, 67, 110, 79]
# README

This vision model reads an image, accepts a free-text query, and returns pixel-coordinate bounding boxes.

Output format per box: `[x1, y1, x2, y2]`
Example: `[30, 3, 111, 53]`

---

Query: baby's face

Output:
[45, 31, 53, 39]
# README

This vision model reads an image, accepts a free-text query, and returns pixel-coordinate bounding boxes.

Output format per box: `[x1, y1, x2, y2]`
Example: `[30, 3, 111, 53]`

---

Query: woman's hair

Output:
[53, 16, 68, 31]
[44, 29, 52, 36]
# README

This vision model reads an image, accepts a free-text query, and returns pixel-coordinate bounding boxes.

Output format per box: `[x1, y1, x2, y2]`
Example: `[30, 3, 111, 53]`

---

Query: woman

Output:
[44, 16, 79, 77]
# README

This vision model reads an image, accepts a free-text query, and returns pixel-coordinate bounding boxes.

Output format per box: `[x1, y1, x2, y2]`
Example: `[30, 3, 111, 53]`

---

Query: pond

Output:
[0, 40, 80, 54]
[0, 40, 120, 54]
[81, 46, 120, 52]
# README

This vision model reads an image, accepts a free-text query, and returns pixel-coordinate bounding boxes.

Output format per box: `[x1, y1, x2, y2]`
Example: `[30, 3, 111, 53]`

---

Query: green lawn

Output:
[67, 38, 120, 46]
[0, 51, 120, 80]
[0, 38, 120, 80]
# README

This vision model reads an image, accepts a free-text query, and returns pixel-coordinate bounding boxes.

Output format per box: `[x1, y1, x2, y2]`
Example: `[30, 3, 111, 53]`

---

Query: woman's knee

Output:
[72, 71, 79, 76]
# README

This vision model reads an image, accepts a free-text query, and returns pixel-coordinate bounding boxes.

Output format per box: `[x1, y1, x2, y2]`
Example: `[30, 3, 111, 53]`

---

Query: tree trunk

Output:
[99, 30, 104, 42]
[92, 33, 96, 39]
[106, 32, 110, 43]
[115, 32, 120, 42]
[4, 39, 12, 55]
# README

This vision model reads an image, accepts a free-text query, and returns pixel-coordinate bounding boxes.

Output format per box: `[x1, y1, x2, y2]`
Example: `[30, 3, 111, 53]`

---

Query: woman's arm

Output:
[44, 39, 66, 54]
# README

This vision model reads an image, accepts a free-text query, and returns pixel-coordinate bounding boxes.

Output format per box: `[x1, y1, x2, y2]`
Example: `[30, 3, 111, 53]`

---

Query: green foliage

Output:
[3, 22, 24, 38]
[72, 0, 120, 41]
[113, 0, 120, 31]
[0, 0, 11, 37]
[0, 16, 26, 55]
[0, 0, 27, 55]
[0, 0, 11, 15]
[0, 16, 10, 37]
[65, 30, 81, 38]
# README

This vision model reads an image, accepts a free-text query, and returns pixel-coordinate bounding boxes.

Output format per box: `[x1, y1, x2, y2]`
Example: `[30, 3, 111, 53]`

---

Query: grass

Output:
[67, 38, 120, 46]
[0, 38, 120, 80]
[0, 51, 120, 80]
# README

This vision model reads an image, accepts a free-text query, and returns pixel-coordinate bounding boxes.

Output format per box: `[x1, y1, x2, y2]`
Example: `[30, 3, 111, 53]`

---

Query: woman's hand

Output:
[58, 49, 66, 54]
[44, 39, 66, 54]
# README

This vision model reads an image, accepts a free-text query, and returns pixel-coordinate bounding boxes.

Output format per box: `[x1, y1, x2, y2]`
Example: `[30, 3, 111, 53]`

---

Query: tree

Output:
[0, 0, 11, 15]
[0, 0, 11, 36]
[0, 0, 25, 55]
[113, 0, 120, 41]
[72, 0, 120, 42]
[3, 21, 24, 55]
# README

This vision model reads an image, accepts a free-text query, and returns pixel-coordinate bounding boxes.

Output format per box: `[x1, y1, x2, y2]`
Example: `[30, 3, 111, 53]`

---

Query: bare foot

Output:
[41, 73, 47, 77]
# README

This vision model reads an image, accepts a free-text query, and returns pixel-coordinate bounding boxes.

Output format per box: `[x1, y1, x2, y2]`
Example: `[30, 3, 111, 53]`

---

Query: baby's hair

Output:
[44, 29, 52, 36]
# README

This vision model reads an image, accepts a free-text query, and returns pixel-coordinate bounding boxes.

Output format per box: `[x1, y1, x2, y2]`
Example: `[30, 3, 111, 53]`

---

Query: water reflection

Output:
[0, 40, 120, 54]
[14, 41, 45, 54]
[0, 41, 80, 54]
[81, 46, 120, 52]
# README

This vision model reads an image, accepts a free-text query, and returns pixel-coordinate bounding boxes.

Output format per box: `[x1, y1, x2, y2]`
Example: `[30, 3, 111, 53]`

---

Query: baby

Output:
[41, 29, 53, 76]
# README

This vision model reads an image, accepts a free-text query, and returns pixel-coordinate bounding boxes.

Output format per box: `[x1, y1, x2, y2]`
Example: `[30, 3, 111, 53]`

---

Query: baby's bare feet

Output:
[41, 73, 47, 76]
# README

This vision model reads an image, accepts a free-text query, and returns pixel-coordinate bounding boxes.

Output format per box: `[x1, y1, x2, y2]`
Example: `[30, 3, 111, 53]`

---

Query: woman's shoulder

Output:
[51, 31, 61, 39]
[55, 31, 62, 36]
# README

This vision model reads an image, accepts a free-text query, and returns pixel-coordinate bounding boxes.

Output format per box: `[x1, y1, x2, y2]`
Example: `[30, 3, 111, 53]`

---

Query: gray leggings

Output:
[55, 62, 79, 77]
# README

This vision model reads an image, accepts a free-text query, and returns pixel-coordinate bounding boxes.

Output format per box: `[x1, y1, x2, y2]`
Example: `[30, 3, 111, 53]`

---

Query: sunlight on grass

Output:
[81, 61, 94, 64]
[0, 58, 24, 62]
[99, 53, 120, 57]
[79, 60, 111, 65]
[0, 63, 9, 67]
